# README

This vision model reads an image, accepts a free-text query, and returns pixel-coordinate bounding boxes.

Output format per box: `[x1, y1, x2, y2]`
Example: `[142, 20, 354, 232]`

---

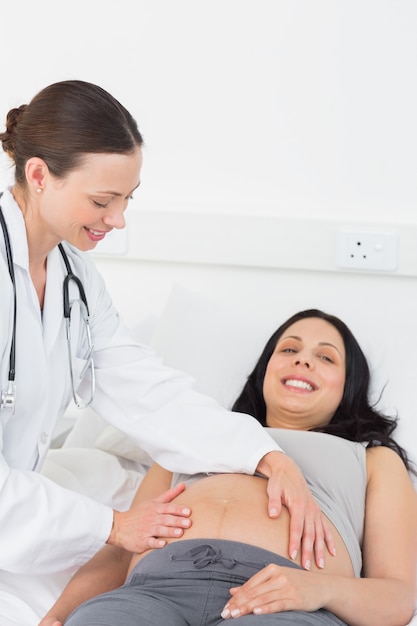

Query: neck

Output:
[12, 185, 52, 309]
[12, 184, 59, 262]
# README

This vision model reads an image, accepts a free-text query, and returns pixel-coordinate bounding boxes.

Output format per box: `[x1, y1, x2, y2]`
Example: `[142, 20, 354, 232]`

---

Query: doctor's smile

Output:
[84, 227, 110, 242]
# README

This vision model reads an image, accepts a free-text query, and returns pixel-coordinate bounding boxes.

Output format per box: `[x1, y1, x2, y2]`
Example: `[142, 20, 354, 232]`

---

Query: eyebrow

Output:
[282, 335, 343, 357]
[97, 181, 141, 197]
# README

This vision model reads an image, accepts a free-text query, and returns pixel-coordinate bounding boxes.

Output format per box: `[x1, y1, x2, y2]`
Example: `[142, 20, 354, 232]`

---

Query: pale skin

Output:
[39, 318, 417, 626]
[13, 149, 332, 585]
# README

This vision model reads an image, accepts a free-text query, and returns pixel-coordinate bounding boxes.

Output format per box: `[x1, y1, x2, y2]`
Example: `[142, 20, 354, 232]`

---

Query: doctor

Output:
[0, 80, 332, 624]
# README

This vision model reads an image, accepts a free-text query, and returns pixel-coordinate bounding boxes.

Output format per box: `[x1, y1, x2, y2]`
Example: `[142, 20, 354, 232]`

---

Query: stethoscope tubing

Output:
[0, 198, 17, 391]
[59, 243, 90, 319]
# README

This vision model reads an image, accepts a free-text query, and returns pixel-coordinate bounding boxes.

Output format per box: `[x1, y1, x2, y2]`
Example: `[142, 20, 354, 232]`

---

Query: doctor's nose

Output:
[103, 210, 126, 230]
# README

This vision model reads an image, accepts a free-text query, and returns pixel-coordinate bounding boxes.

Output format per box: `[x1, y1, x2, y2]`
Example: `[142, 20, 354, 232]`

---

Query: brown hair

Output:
[0, 80, 144, 184]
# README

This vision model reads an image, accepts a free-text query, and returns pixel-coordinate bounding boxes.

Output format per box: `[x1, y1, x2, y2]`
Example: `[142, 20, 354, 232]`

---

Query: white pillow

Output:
[149, 284, 272, 409]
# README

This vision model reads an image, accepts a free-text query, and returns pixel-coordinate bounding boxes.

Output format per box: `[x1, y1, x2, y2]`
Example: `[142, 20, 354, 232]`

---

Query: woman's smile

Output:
[281, 376, 318, 392]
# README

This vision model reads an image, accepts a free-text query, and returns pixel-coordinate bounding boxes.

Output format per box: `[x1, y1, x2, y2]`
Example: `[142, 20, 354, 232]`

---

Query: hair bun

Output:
[0, 104, 28, 157]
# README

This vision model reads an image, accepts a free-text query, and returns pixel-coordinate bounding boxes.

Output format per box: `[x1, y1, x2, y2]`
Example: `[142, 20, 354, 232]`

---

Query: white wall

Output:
[1, 2, 417, 443]
[1, 1, 416, 220]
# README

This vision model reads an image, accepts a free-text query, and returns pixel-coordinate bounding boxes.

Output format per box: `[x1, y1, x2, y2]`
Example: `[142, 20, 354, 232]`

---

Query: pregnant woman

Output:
[40, 310, 417, 626]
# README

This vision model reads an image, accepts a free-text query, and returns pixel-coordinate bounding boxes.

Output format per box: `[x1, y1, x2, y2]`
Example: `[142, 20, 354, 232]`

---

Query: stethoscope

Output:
[0, 196, 95, 412]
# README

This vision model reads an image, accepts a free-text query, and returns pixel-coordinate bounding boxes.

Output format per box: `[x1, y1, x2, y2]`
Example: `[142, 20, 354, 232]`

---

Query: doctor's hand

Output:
[256, 451, 335, 570]
[107, 482, 192, 554]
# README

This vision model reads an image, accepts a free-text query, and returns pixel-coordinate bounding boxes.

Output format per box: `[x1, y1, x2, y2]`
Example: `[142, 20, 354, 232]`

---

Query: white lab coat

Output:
[0, 189, 280, 621]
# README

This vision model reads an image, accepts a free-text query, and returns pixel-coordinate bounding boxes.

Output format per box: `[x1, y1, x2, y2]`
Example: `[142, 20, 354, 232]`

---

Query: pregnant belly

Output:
[128, 473, 354, 577]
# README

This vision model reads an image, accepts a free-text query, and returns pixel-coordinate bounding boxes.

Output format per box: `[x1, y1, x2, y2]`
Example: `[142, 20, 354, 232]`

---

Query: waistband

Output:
[127, 539, 301, 582]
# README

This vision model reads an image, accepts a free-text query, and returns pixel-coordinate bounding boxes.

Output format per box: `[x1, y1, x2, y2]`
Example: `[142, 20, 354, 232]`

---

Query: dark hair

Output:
[232, 308, 414, 472]
[0, 80, 143, 184]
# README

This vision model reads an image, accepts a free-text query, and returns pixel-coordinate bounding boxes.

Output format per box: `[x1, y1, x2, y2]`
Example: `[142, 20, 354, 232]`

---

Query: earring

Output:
[36, 188, 42, 193]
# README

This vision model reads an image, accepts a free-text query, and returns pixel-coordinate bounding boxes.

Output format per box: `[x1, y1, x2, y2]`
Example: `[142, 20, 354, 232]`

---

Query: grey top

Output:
[173, 428, 367, 577]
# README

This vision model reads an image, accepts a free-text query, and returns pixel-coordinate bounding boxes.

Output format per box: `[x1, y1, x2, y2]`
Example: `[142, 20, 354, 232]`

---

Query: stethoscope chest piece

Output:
[1, 381, 16, 411]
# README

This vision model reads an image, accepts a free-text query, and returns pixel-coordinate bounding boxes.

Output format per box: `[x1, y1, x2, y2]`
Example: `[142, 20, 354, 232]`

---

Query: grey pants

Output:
[65, 539, 347, 625]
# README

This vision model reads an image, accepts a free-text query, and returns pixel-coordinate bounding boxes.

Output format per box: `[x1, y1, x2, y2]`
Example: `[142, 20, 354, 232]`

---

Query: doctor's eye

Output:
[92, 200, 109, 208]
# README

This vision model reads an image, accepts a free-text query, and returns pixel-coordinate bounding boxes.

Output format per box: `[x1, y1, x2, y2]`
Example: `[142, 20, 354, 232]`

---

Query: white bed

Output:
[41, 284, 417, 625]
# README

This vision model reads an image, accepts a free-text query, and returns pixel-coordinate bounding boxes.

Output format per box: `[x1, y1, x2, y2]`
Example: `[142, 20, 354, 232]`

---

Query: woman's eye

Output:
[281, 347, 296, 353]
[319, 354, 333, 363]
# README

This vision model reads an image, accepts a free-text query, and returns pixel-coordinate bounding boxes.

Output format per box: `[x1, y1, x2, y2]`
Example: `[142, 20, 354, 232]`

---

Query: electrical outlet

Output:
[335, 231, 398, 271]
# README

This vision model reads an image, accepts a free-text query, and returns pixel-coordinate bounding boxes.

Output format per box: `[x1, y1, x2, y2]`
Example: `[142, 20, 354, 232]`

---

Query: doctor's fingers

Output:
[123, 513, 192, 554]
[154, 481, 187, 504]
[132, 500, 192, 530]
[298, 508, 335, 571]
[110, 506, 192, 553]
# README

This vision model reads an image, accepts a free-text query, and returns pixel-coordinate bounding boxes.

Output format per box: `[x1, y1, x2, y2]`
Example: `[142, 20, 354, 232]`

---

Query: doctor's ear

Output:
[25, 157, 49, 194]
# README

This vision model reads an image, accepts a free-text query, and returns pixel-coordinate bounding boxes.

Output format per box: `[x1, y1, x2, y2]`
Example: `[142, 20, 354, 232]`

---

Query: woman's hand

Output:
[256, 451, 335, 570]
[38, 618, 62, 626]
[221, 563, 326, 618]
[107, 482, 191, 553]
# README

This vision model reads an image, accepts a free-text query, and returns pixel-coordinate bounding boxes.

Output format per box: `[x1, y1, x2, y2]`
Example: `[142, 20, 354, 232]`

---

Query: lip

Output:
[281, 375, 318, 392]
[84, 227, 109, 242]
